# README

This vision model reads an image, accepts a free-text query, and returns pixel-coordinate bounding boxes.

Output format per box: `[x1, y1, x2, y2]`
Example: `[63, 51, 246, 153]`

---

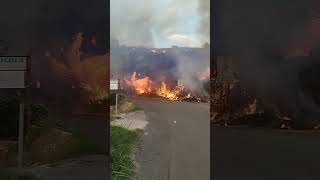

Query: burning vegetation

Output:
[125, 72, 152, 94]
[111, 44, 210, 102]
[124, 71, 202, 101]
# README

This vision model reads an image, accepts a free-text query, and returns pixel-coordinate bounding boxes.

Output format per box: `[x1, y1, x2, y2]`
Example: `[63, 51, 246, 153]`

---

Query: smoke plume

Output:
[111, 0, 210, 47]
[111, 45, 210, 99]
[172, 48, 210, 98]
[198, 0, 210, 41]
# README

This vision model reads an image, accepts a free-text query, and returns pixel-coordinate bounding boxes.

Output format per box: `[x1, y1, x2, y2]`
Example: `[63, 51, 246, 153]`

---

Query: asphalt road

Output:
[132, 98, 210, 180]
[212, 127, 320, 180]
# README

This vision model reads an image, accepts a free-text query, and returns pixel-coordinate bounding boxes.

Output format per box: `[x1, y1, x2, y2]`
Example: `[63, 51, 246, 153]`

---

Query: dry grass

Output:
[2, 127, 99, 167]
[25, 128, 74, 165]
[111, 100, 142, 115]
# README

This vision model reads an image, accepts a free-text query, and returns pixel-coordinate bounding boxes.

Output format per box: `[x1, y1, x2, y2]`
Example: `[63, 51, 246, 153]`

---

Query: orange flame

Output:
[125, 72, 152, 94]
[156, 81, 180, 100]
[125, 72, 202, 101]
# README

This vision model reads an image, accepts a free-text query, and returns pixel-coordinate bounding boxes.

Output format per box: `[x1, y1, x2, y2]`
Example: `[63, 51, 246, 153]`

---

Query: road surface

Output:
[212, 127, 320, 180]
[132, 98, 210, 180]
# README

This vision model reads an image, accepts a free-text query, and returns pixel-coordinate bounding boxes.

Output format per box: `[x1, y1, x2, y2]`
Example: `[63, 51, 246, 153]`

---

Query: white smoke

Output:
[111, 0, 210, 47]
[172, 48, 210, 98]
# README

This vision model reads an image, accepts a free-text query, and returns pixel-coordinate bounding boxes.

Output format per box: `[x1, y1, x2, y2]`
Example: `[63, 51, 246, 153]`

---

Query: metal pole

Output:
[115, 93, 118, 115]
[25, 56, 31, 131]
[18, 103, 24, 168]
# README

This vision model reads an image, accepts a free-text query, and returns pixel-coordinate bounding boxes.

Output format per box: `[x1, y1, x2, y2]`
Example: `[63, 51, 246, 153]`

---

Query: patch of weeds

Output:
[8, 129, 99, 166]
[118, 101, 142, 114]
[111, 126, 141, 180]
[130, 104, 142, 112]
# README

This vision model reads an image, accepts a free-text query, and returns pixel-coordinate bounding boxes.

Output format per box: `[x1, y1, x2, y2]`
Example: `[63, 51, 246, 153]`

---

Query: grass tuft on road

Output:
[130, 103, 142, 112]
[111, 126, 141, 180]
[111, 97, 143, 115]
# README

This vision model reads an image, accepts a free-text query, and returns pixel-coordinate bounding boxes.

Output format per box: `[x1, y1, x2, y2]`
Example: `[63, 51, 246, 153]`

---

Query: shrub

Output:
[0, 94, 49, 139]
[30, 104, 48, 127]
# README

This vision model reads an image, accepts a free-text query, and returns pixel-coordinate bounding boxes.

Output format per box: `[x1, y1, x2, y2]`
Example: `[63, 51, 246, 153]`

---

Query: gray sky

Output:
[111, 0, 210, 48]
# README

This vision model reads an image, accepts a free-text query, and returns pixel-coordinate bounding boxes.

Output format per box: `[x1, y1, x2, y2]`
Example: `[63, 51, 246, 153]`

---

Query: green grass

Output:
[111, 126, 141, 180]
[0, 170, 39, 180]
[71, 131, 100, 157]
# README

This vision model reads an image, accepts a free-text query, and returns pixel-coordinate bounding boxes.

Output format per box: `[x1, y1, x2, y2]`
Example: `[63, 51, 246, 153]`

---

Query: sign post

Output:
[0, 56, 28, 168]
[18, 103, 24, 168]
[110, 79, 120, 114]
[115, 93, 118, 115]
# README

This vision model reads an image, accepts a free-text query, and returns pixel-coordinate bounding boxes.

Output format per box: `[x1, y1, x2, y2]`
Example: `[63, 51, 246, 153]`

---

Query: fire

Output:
[125, 72, 152, 94]
[125, 72, 204, 102]
[156, 82, 179, 100]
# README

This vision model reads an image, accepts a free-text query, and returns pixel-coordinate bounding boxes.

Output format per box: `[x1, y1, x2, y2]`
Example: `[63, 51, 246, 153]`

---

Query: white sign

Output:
[217, 56, 234, 83]
[0, 56, 27, 70]
[0, 71, 25, 88]
[0, 56, 28, 89]
[110, 79, 119, 90]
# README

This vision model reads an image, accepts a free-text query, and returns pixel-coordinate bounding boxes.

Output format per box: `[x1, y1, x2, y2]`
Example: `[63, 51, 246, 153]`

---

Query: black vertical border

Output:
[106, 0, 111, 179]
[210, 0, 214, 179]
